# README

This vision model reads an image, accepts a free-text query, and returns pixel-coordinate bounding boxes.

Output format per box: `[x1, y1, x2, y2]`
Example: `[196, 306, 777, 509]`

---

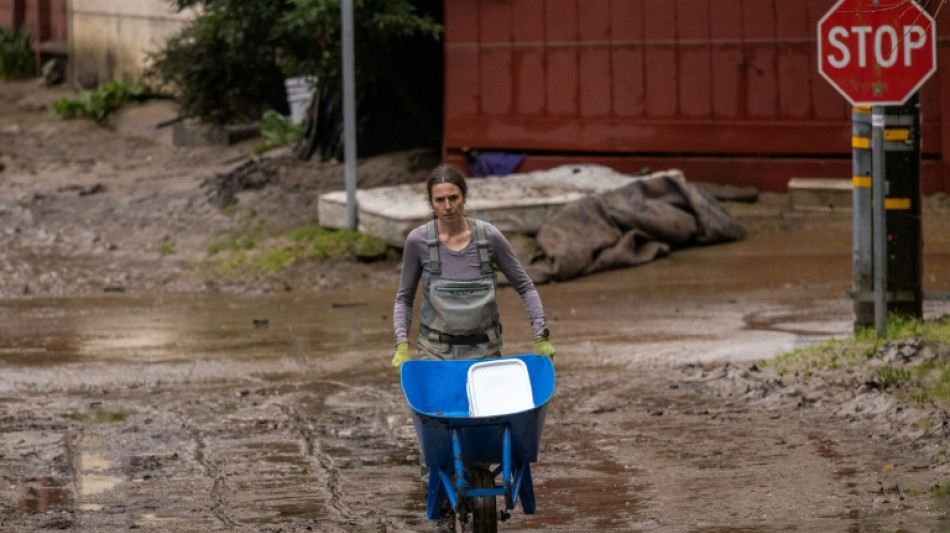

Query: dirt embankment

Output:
[0, 79, 439, 298]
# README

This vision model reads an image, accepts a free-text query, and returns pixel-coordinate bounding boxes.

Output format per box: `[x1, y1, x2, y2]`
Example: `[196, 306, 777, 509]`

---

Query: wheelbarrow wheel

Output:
[469, 467, 497, 533]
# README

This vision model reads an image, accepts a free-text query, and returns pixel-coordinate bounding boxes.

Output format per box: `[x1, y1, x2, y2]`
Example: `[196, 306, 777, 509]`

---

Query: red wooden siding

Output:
[0, 0, 68, 72]
[443, 0, 949, 193]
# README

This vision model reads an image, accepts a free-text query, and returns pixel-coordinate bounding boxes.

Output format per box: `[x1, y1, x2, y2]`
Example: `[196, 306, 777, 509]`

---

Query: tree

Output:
[149, 0, 443, 158]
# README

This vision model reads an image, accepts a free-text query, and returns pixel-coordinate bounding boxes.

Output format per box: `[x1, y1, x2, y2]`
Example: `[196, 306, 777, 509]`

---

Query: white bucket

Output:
[466, 359, 534, 417]
[284, 76, 317, 124]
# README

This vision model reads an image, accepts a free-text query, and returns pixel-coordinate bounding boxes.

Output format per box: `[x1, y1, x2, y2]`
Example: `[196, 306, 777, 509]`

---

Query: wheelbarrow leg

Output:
[517, 463, 536, 515]
[427, 467, 454, 519]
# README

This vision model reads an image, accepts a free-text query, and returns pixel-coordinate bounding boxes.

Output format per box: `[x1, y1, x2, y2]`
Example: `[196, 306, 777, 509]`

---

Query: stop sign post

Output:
[818, 0, 934, 336]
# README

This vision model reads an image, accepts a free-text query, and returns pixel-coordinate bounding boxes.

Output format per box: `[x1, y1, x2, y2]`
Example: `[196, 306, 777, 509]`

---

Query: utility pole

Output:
[341, 0, 358, 230]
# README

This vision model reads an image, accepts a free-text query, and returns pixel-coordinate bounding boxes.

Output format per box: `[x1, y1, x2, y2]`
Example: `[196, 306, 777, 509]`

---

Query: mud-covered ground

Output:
[2, 79, 950, 532]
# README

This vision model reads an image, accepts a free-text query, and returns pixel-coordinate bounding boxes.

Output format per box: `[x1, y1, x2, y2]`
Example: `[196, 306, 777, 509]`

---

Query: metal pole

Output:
[341, 0, 358, 230]
[871, 106, 887, 337]
[851, 107, 873, 331]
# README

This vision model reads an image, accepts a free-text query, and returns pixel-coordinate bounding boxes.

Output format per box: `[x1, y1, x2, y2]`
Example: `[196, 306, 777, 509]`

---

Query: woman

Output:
[392, 164, 555, 531]
[391, 163, 555, 367]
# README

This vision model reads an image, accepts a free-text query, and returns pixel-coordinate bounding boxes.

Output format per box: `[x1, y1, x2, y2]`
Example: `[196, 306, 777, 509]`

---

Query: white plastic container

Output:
[284, 76, 317, 124]
[467, 359, 534, 417]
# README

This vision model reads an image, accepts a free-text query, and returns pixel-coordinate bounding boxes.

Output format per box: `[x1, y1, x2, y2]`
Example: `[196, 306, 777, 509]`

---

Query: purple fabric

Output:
[466, 151, 526, 178]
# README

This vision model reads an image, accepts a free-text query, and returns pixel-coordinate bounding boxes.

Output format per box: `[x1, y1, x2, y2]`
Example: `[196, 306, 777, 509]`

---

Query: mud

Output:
[3, 210, 950, 531]
[3, 80, 950, 531]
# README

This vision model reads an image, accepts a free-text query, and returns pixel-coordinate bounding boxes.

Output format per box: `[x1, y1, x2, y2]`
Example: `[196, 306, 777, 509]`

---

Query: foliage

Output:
[148, 1, 292, 125]
[149, 0, 442, 129]
[257, 110, 304, 154]
[50, 80, 148, 124]
[932, 483, 950, 501]
[286, 225, 387, 259]
[0, 26, 33, 80]
[276, 0, 442, 88]
[762, 314, 950, 407]
[67, 411, 127, 424]
[199, 222, 387, 280]
[158, 239, 177, 256]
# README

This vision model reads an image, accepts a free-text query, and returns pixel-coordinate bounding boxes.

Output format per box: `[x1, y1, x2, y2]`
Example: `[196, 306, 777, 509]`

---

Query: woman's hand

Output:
[391, 341, 411, 369]
[533, 336, 555, 359]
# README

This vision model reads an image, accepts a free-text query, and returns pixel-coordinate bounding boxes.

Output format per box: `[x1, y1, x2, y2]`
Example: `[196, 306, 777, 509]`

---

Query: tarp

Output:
[528, 171, 747, 283]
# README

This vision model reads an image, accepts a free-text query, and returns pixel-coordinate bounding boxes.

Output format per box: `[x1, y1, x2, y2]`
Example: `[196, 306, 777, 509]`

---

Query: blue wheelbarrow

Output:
[400, 354, 556, 531]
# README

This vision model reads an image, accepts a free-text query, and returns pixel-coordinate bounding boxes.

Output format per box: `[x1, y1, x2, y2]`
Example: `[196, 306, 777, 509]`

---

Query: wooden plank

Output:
[775, 1, 810, 119]
[545, 0, 577, 41]
[643, 1, 677, 118]
[478, 0, 510, 43]
[676, 0, 712, 119]
[445, 47, 481, 117]
[511, 0, 545, 42]
[0, 0, 13, 26]
[743, 0, 778, 118]
[445, 0, 479, 44]
[477, 0, 512, 116]
[445, 116, 864, 154]
[511, 0, 545, 116]
[938, 10, 950, 192]
[610, 0, 644, 118]
[579, 0, 611, 118]
[710, 0, 744, 119]
[545, 0, 578, 116]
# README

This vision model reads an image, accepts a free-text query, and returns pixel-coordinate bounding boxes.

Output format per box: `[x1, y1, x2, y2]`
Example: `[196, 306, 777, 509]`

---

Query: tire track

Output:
[275, 399, 349, 522]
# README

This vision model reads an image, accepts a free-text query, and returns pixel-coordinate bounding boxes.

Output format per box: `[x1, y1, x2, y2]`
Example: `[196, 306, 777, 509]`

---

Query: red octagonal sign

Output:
[818, 0, 937, 106]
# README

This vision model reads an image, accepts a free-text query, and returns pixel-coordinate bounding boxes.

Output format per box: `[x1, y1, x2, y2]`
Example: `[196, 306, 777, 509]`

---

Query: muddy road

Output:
[3, 205, 950, 532]
[3, 79, 950, 531]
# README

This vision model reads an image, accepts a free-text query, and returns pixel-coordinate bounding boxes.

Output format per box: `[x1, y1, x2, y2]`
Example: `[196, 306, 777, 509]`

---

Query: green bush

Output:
[256, 110, 304, 154]
[50, 80, 148, 124]
[0, 26, 34, 80]
[148, 0, 442, 141]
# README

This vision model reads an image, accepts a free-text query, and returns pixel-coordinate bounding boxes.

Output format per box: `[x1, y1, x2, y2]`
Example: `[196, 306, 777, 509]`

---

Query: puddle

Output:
[78, 453, 111, 471]
[78, 474, 122, 497]
[75, 450, 122, 498]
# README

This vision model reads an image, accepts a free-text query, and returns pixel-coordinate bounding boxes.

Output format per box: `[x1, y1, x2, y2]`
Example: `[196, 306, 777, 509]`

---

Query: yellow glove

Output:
[533, 335, 555, 359]
[391, 341, 411, 369]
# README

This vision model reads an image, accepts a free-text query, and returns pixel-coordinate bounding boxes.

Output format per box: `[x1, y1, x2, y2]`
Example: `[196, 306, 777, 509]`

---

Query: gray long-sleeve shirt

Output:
[393, 218, 546, 343]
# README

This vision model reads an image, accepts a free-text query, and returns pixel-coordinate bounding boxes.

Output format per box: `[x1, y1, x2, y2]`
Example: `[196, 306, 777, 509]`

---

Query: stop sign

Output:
[818, 0, 936, 105]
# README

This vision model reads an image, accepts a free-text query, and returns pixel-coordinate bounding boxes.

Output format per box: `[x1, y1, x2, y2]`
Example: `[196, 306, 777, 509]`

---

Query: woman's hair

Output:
[426, 164, 468, 210]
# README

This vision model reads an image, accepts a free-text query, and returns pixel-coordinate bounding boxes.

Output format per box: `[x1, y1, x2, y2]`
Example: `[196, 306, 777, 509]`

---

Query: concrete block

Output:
[788, 178, 852, 211]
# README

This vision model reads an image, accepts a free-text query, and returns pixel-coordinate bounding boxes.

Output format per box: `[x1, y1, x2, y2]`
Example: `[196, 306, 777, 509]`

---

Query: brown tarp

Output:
[528, 173, 747, 283]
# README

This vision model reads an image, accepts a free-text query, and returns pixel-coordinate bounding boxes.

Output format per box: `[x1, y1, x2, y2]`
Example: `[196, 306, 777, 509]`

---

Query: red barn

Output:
[441, 0, 950, 193]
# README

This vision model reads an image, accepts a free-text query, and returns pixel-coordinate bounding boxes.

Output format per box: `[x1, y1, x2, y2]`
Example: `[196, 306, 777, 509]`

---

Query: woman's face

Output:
[430, 182, 465, 224]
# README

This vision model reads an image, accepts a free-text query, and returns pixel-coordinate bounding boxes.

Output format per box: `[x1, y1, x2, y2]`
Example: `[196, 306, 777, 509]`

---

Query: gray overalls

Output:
[417, 219, 502, 360]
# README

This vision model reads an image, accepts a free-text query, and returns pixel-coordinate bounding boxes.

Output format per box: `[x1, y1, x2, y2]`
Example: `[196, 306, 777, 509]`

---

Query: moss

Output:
[158, 240, 177, 256]
[762, 315, 950, 409]
[67, 411, 127, 424]
[196, 223, 388, 281]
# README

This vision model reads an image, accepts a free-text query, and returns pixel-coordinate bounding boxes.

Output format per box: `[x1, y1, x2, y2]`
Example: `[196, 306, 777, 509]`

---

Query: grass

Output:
[158, 239, 177, 256]
[67, 411, 126, 424]
[0, 26, 33, 80]
[197, 223, 388, 280]
[932, 483, 950, 501]
[761, 314, 950, 407]
[256, 110, 303, 154]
